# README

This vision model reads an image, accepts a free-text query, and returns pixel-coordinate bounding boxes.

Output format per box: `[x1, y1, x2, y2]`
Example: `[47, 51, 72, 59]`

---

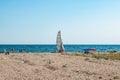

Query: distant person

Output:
[4, 49, 6, 53]
[6, 52, 10, 55]
[19, 49, 21, 53]
[4, 49, 9, 55]
[58, 47, 64, 53]
[12, 48, 14, 53]
[21, 49, 23, 53]
[19, 49, 23, 53]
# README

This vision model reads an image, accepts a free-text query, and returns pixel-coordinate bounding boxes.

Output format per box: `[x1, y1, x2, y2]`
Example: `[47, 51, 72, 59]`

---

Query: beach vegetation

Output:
[63, 53, 120, 60]
[91, 53, 120, 60]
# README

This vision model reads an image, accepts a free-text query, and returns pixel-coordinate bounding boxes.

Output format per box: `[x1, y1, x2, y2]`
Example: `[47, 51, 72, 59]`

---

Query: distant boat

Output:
[56, 30, 64, 53]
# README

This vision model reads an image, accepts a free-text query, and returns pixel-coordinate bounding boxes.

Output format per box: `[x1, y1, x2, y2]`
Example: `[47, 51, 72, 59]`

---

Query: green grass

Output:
[63, 53, 120, 60]
[91, 53, 120, 60]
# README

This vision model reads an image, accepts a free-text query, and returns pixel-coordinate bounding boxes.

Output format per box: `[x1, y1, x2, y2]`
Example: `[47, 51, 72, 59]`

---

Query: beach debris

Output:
[113, 76, 119, 79]
[98, 76, 102, 79]
[45, 65, 58, 71]
[84, 57, 90, 61]
[62, 64, 67, 68]
[48, 59, 51, 64]
[20, 59, 35, 65]
[33, 68, 41, 73]
[21, 61, 24, 64]
[44, 59, 58, 71]
[56, 30, 64, 53]
[107, 50, 117, 54]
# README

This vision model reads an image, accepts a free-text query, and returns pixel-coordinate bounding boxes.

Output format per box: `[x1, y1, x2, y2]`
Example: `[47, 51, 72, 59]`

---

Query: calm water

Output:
[0, 45, 120, 53]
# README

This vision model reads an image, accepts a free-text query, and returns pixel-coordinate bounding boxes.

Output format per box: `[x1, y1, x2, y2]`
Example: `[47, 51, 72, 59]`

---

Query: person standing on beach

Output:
[19, 49, 23, 53]
[4, 49, 9, 55]
[12, 48, 14, 53]
[4, 49, 6, 53]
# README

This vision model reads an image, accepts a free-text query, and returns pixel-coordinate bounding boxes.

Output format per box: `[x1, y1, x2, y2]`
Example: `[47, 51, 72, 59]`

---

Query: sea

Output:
[0, 44, 120, 53]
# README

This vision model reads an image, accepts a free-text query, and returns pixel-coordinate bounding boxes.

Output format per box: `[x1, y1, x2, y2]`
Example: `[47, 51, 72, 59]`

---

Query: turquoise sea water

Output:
[0, 45, 120, 53]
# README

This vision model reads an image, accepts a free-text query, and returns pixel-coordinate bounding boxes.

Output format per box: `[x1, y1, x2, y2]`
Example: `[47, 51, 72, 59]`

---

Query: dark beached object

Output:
[83, 49, 90, 54]
[107, 50, 117, 53]
[83, 48, 96, 54]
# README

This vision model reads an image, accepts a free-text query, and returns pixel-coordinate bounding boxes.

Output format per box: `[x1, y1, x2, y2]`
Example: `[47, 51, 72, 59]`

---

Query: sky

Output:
[0, 0, 120, 44]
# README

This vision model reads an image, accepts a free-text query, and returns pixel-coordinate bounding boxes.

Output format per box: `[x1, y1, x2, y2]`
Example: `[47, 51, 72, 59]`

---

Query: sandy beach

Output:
[0, 53, 120, 80]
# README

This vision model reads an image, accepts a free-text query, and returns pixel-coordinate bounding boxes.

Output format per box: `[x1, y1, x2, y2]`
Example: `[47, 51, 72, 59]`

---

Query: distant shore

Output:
[0, 53, 120, 80]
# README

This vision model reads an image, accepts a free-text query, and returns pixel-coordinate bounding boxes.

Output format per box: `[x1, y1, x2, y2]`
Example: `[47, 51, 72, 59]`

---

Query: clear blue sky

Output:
[0, 0, 120, 44]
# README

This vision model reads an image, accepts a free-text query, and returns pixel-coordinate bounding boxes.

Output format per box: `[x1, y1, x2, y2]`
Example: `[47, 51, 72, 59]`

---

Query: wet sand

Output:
[0, 53, 120, 80]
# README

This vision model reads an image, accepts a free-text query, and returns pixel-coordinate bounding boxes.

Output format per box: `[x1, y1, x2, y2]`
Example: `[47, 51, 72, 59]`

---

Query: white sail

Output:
[56, 30, 64, 52]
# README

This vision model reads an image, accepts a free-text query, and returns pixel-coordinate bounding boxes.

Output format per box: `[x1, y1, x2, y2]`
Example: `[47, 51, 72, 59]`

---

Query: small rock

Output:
[21, 61, 24, 63]
[113, 76, 119, 79]
[99, 76, 102, 79]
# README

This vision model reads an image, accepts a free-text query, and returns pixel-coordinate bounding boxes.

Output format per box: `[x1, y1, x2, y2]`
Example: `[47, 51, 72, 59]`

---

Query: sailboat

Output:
[56, 30, 64, 53]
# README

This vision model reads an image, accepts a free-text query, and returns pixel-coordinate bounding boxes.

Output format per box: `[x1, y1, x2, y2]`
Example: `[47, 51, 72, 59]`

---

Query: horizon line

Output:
[1, 43, 120, 45]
